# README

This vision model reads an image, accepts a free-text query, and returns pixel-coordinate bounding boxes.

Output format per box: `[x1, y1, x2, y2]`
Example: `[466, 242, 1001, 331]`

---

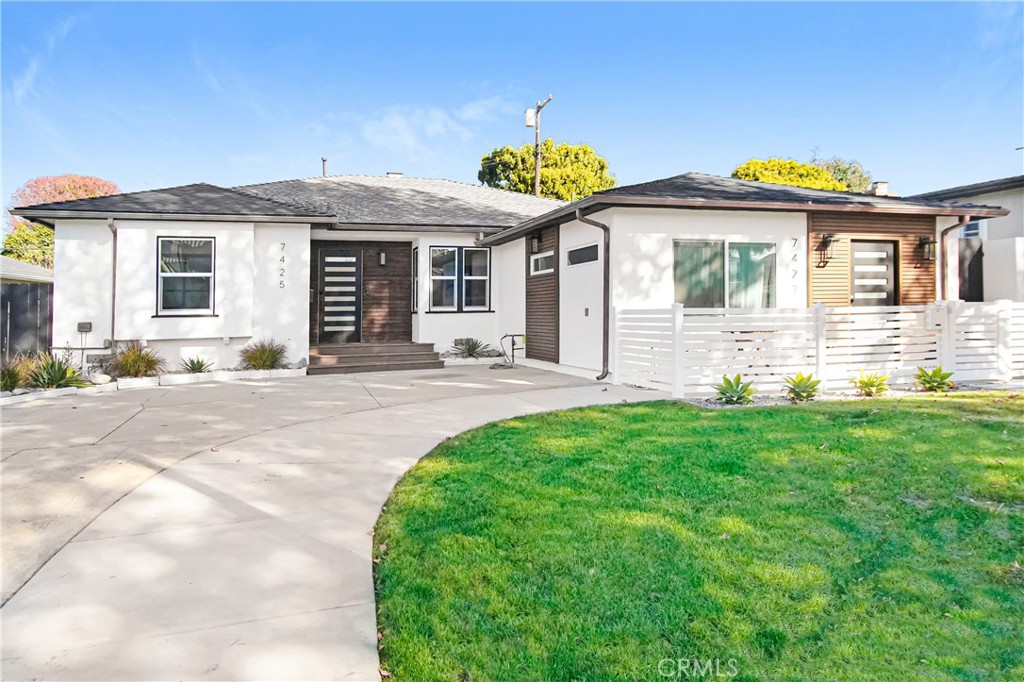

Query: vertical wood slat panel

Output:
[809, 213, 937, 306]
[525, 226, 559, 362]
[310, 241, 412, 344]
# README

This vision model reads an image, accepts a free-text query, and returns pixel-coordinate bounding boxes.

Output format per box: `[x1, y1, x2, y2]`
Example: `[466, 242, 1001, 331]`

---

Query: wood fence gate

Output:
[1, 283, 53, 363]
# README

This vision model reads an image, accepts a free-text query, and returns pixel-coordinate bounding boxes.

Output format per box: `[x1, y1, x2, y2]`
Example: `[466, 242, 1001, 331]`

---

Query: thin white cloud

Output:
[9, 15, 78, 106]
[455, 95, 517, 123]
[361, 106, 473, 154]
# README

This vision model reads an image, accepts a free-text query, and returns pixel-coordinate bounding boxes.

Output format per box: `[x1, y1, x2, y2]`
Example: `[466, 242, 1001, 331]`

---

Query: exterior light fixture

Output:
[379, 250, 387, 266]
[530, 232, 543, 254]
[817, 233, 836, 266]
[918, 236, 937, 261]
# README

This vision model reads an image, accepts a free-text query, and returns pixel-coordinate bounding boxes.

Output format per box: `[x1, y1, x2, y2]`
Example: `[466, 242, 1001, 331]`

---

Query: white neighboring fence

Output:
[614, 301, 1024, 397]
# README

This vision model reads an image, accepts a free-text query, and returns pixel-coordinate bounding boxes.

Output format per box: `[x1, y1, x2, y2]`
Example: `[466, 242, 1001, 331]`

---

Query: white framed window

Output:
[962, 219, 986, 239]
[530, 250, 555, 275]
[411, 247, 418, 312]
[430, 247, 458, 311]
[463, 247, 490, 310]
[566, 243, 599, 267]
[673, 239, 776, 309]
[427, 246, 492, 312]
[158, 237, 215, 314]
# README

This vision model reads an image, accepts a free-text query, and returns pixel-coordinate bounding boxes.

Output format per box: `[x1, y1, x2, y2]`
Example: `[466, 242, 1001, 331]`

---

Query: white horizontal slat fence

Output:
[613, 300, 1021, 397]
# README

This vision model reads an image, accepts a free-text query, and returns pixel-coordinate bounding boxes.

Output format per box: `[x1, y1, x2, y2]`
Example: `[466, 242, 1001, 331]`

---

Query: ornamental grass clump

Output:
[109, 342, 165, 378]
[240, 339, 288, 370]
[451, 337, 494, 358]
[1, 366, 22, 391]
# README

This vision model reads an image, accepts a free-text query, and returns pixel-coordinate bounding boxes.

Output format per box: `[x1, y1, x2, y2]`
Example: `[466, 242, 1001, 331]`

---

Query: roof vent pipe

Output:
[386, 172, 404, 178]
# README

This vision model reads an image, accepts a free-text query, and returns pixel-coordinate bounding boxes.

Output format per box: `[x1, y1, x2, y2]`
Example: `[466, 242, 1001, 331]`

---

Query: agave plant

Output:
[181, 356, 213, 373]
[713, 374, 756, 405]
[783, 372, 821, 403]
[851, 371, 890, 397]
[915, 366, 955, 393]
[451, 337, 494, 359]
[1, 366, 22, 391]
[29, 356, 89, 389]
[240, 339, 288, 370]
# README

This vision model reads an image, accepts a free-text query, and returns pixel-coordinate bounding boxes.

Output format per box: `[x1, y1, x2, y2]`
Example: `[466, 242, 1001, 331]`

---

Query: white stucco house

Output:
[10, 172, 1008, 379]
[911, 175, 1024, 303]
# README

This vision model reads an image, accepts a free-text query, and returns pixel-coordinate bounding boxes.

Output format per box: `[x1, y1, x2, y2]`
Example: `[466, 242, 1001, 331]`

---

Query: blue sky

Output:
[2, 1, 1022, 206]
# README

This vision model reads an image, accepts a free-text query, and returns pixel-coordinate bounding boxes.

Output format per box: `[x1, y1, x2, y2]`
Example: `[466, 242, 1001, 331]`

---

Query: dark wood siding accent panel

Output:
[809, 213, 937, 306]
[310, 240, 412, 343]
[525, 226, 559, 362]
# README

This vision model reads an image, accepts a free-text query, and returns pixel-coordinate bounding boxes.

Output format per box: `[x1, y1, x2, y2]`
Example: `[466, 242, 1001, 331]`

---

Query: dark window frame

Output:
[566, 243, 600, 267]
[155, 236, 216, 316]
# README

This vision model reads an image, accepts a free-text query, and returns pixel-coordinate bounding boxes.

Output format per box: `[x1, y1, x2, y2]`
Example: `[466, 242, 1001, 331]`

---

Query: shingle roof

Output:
[481, 172, 1009, 246]
[596, 172, 1001, 211]
[0, 255, 53, 284]
[909, 175, 1024, 201]
[234, 175, 564, 230]
[10, 183, 334, 222]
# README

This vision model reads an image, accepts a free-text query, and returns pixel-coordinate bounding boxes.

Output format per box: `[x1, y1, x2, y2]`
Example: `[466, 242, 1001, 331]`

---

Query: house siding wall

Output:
[808, 213, 939, 306]
[52, 219, 311, 370]
[943, 187, 1023, 302]
[558, 219, 604, 372]
[525, 226, 559, 363]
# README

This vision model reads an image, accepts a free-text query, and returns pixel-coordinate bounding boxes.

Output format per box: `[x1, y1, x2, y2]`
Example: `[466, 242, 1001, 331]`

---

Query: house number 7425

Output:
[279, 242, 286, 288]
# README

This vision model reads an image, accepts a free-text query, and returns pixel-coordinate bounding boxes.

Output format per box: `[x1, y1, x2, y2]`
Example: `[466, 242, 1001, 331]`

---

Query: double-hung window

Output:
[673, 239, 776, 308]
[158, 238, 215, 314]
[429, 246, 490, 311]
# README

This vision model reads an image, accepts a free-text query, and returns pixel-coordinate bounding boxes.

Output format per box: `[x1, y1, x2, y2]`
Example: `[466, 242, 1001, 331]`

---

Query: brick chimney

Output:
[869, 181, 893, 196]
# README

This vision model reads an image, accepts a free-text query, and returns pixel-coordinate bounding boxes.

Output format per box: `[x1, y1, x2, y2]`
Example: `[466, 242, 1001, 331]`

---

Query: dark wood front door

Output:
[318, 249, 361, 343]
[850, 240, 897, 306]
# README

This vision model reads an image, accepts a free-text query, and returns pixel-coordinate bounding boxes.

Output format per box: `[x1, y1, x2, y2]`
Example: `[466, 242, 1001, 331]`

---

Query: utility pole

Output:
[525, 95, 553, 197]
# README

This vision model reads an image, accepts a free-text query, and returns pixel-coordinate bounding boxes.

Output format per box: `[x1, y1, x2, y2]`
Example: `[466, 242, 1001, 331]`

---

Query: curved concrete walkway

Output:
[1, 367, 661, 681]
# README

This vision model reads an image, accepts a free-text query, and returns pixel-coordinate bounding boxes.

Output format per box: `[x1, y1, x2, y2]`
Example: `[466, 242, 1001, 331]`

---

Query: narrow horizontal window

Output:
[567, 243, 599, 266]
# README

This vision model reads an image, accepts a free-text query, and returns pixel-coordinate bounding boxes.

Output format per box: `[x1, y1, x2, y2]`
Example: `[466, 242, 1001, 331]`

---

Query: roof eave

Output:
[479, 196, 1008, 246]
[328, 222, 508, 234]
[8, 209, 337, 225]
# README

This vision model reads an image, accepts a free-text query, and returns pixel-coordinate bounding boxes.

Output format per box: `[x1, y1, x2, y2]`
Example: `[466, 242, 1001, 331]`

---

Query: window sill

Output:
[424, 310, 494, 314]
[152, 313, 219, 318]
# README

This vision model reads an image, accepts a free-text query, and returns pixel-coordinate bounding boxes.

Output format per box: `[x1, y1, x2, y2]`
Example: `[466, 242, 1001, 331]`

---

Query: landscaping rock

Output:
[89, 373, 113, 385]
[12, 388, 30, 396]
[0, 391, 11, 398]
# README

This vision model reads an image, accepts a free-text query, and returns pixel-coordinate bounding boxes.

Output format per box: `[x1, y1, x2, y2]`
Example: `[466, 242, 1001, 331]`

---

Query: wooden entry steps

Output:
[307, 342, 444, 374]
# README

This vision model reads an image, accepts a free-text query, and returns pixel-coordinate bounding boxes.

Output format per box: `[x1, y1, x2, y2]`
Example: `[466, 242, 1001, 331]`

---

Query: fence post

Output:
[937, 300, 958, 371]
[813, 303, 828, 392]
[672, 304, 685, 399]
[995, 299, 1013, 383]
[610, 306, 621, 386]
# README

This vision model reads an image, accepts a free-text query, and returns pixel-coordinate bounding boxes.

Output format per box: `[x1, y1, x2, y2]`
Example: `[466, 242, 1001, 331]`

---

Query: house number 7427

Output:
[279, 242, 286, 288]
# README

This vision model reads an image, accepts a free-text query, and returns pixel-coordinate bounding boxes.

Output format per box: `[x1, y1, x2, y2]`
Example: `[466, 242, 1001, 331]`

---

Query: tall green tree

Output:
[4, 174, 120, 268]
[478, 140, 616, 201]
[810, 153, 873, 193]
[732, 158, 846, 191]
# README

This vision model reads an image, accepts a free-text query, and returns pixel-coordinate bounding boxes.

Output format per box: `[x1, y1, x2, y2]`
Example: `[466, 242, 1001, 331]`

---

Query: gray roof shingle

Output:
[11, 183, 334, 221]
[909, 175, 1024, 201]
[234, 175, 564, 230]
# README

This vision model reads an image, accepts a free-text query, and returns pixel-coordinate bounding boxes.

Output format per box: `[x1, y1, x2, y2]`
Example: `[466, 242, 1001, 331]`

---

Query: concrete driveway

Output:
[1, 366, 660, 681]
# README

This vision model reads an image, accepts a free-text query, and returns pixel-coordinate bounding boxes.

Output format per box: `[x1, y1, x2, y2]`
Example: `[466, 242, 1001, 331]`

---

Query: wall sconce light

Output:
[378, 250, 387, 266]
[918, 236, 937, 261]
[816, 233, 836, 266]
[530, 232, 542, 255]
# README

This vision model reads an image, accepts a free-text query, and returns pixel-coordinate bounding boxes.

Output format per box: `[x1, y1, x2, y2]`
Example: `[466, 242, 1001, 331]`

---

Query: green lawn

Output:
[373, 394, 1024, 682]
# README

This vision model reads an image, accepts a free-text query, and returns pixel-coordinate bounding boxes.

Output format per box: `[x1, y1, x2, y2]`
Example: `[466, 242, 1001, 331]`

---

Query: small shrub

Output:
[11, 353, 42, 385]
[784, 372, 820, 402]
[109, 342, 165, 378]
[29, 355, 89, 389]
[851, 371, 889, 397]
[451, 337, 494, 359]
[915, 366, 955, 392]
[1, 366, 21, 391]
[181, 356, 213, 373]
[240, 338, 287, 370]
[714, 374, 755, 405]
